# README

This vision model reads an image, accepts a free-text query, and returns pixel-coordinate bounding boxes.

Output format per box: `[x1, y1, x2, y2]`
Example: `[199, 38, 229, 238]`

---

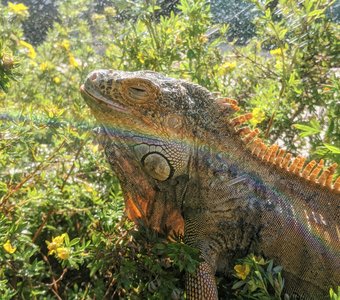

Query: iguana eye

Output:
[128, 86, 148, 100]
[119, 78, 159, 104]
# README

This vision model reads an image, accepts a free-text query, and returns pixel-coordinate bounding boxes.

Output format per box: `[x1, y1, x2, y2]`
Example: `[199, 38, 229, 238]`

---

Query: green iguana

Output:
[80, 70, 340, 299]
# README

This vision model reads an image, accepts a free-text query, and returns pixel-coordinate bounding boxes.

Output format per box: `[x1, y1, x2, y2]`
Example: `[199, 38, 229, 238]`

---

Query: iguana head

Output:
[80, 70, 221, 233]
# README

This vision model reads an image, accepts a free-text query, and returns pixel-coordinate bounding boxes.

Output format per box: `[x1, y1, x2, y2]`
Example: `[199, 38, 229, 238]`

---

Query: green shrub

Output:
[1, 0, 339, 298]
[223, 0, 339, 165]
[232, 254, 284, 300]
[330, 287, 340, 300]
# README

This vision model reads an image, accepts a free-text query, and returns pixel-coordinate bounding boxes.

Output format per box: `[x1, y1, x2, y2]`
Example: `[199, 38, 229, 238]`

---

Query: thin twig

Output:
[60, 139, 87, 192]
[41, 253, 66, 299]
[46, 268, 68, 287]
[32, 210, 53, 243]
[232, 46, 279, 78]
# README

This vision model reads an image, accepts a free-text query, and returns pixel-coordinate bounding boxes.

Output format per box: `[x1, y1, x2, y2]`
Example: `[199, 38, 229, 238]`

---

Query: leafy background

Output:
[0, 0, 339, 299]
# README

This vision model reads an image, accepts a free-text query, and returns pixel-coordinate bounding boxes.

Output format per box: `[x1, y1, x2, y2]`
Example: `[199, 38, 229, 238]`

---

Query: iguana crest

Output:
[219, 98, 340, 192]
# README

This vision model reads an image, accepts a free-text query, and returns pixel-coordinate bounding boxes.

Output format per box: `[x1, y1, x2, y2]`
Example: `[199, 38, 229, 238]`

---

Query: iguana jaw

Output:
[80, 84, 128, 113]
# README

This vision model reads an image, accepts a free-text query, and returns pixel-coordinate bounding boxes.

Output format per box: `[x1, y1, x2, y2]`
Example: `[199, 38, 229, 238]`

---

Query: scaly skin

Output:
[80, 70, 340, 299]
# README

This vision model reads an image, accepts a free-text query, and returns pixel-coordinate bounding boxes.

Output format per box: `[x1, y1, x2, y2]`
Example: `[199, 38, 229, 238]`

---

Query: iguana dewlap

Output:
[80, 70, 340, 299]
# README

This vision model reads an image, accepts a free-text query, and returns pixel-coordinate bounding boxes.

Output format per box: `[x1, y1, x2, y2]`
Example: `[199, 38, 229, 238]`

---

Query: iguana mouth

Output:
[80, 84, 128, 113]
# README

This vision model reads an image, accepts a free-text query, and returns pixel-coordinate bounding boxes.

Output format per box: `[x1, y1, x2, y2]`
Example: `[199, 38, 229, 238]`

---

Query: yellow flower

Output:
[234, 264, 250, 280]
[60, 40, 70, 51]
[84, 184, 94, 193]
[8, 2, 29, 17]
[104, 7, 116, 16]
[270, 48, 285, 57]
[137, 52, 145, 64]
[46, 233, 66, 255]
[46, 242, 58, 255]
[199, 34, 208, 44]
[91, 13, 105, 22]
[252, 255, 266, 265]
[1, 53, 15, 70]
[249, 107, 265, 126]
[68, 53, 79, 68]
[53, 77, 61, 84]
[53, 234, 66, 245]
[39, 61, 54, 72]
[218, 61, 237, 75]
[3, 240, 16, 254]
[19, 40, 36, 59]
[175, 36, 182, 45]
[56, 247, 70, 260]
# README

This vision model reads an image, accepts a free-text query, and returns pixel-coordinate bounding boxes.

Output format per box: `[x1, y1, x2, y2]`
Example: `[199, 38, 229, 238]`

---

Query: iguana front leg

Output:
[184, 216, 220, 299]
[186, 261, 218, 299]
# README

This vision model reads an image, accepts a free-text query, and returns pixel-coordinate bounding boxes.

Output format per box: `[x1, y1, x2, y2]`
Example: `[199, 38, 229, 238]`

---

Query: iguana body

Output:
[80, 70, 340, 299]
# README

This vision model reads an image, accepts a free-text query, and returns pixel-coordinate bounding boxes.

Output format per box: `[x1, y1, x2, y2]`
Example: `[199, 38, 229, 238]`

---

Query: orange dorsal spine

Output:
[274, 149, 286, 166]
[295, 156, 306, 174]
[321, 163, 337, 188]
[263, 144, 278, 162]
[216, 97, 240, 112]
[309, 160, 324, 181]
[334, 177, 340, 191]
[268, 145, 279, 163]
[230, 113, 253, 127]
[281, 153, 292, 169]
[237, 126, 251, 137]
[301, 160, 317, 178]
[243, 128, 260, 144]
[223, 96, 339, 192]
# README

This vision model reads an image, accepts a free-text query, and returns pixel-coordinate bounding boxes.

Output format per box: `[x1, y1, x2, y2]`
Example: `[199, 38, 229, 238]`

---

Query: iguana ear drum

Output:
[141, 152, 173, 181]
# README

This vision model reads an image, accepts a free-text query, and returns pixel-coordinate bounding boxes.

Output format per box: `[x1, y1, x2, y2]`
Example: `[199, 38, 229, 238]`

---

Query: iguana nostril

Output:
[89, 73, 97, 81]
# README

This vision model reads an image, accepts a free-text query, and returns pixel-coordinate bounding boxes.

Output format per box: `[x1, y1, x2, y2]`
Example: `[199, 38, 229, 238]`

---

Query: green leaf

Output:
[64, 233, 70, 245]
[308, 9, 325, 17]
[232, 280, 246, 290]
[293, 124, 320, 137]
[266, 259, 273, 273]
[273, 265, 283, 273]
[187, 49, 195, 59]
[323, 144, 340, 154]
[314, 147, 329, 156]
[309, 119, 320, 130]
[68, 238, 80, 247]
[254, 270, 263, 281]
[278, 28, 288, 40]
[329, 287, 340, 300]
